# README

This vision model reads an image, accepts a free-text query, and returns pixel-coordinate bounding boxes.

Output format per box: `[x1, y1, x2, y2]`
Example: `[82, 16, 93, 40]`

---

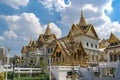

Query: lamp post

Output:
[49, 56, 51, 80]
[6, 48, 10, 80]
[71, 67, 77, 80]
[12, 58, 15, 80]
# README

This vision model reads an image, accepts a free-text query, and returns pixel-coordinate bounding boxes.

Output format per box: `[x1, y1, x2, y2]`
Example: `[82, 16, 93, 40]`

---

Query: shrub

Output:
[15, 73, 49, 80]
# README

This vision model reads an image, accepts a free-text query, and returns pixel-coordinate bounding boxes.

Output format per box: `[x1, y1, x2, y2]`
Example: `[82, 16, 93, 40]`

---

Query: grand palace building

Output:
[21, 7, 120, 80]
[21, 9, 100, 66]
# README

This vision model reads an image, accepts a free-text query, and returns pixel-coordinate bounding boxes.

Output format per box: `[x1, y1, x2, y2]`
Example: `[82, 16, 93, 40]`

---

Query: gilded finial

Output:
[79, 0, 86, 26]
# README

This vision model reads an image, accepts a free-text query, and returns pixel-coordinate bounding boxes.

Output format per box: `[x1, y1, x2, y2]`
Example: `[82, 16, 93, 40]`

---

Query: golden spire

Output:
[44, 23, 53, 35]
[79, 0, 86, 26]
[44, 11, 53, 35]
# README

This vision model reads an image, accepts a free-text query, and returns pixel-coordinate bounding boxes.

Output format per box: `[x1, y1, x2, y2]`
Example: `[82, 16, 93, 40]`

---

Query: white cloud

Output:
[0, 12, 62, 40]
[104, 0, 113, 13]
[0, 0, 29, 9]
[38, 0, 71, 11]
[83, 4, 97, 12]
[60, 0, 120, 38]
[43, 23, 62, 38]
[0, 36, 5, 41]
[4, 30, 18, 39]
[96, 21, 120, 38]
[0, 13, 43, 40]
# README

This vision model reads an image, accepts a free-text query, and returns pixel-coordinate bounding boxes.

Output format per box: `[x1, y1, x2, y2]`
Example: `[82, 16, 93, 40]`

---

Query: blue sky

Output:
[0, 0, 120, 56]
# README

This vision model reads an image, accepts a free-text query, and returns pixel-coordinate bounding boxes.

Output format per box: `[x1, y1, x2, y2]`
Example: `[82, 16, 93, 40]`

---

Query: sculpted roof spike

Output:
[44, 23, 53, 35]
[79, 9, 86, 26]
[79, 0, 86, 26]
[28, 37, 33, 46]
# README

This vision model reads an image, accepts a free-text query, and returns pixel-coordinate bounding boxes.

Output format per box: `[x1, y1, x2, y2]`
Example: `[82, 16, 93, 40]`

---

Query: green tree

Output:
[39, 60, 47, 73]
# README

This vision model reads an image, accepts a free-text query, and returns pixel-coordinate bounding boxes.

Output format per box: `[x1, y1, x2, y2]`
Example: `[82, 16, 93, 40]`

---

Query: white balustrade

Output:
[99, 62, 119, 68]
[51, 66, 80, 71]
[4, 67, 42, 73]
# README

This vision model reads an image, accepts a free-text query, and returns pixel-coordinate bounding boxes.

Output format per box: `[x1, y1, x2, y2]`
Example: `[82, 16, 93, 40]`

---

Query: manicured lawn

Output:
[15, 77, 49, 80]
[15, 73, 49, 80]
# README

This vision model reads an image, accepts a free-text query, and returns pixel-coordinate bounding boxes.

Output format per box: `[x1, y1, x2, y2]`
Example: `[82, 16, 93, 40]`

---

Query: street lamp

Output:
[6, 48, 10, 80]
[12, 58, 15, 80]
[71, 67, 76, 80]
[49, 56, 51, 80]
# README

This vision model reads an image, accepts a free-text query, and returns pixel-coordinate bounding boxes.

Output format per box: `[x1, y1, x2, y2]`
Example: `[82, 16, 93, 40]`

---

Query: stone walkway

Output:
[94, 77, 116, 80]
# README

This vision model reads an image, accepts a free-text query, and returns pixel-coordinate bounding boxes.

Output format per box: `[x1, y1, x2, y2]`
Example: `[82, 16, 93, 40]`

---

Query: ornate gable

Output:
[28, 39, 33, 46]
[38, 35, 45, 42]
[21, 46, 26, 53]
[68, 24, 77, 37]
[51, 38, 88, 66]
[71, 8, 99, 40]
[21, 46, 30, 53]
[21, 39, 33, 53]
[51, 41, 63, 57]
[71, 24, 79, 33]
[99, 39, 109, 48]
[109, 32, 120, 43]
[68, 24, 83, 40]
[86, 25, 99, 39]
[37, 23, 57, 44]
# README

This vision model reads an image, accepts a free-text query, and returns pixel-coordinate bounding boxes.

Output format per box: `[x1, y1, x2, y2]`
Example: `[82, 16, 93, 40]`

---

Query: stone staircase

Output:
[77, 67, 94, 80]
[94, 77, 115, 80]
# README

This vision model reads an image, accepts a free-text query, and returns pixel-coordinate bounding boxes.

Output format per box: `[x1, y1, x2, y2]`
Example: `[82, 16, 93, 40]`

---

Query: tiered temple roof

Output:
[68, 10, 99, 40]
[21, 23, 57, 53]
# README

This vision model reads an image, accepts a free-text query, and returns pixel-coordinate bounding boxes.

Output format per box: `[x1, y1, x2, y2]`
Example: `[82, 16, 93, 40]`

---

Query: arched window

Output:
[77, 50, 81, 61]
[92, 55, 94, 62]
[47, 48, 50, 53]
[86, 42, 89, 47]
[91, 43, 93, 48]
[77, 50, 81, 54]
[114, 55, 117, 61]
[53, 56, 55, 63]
[62, 56, 64, 62]
[56, 52, 61, 58]
[95, 45, 97, 48]
[74, 53, 76, 61]
[110, 54, 113, 61]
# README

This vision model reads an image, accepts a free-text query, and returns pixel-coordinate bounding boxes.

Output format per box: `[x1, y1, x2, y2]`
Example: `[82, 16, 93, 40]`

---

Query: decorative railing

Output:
[99, 61, 119, 68]
[51, 66, 80, 71]
[4, 67, 42, 73]
[29, 50, 45, 55]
